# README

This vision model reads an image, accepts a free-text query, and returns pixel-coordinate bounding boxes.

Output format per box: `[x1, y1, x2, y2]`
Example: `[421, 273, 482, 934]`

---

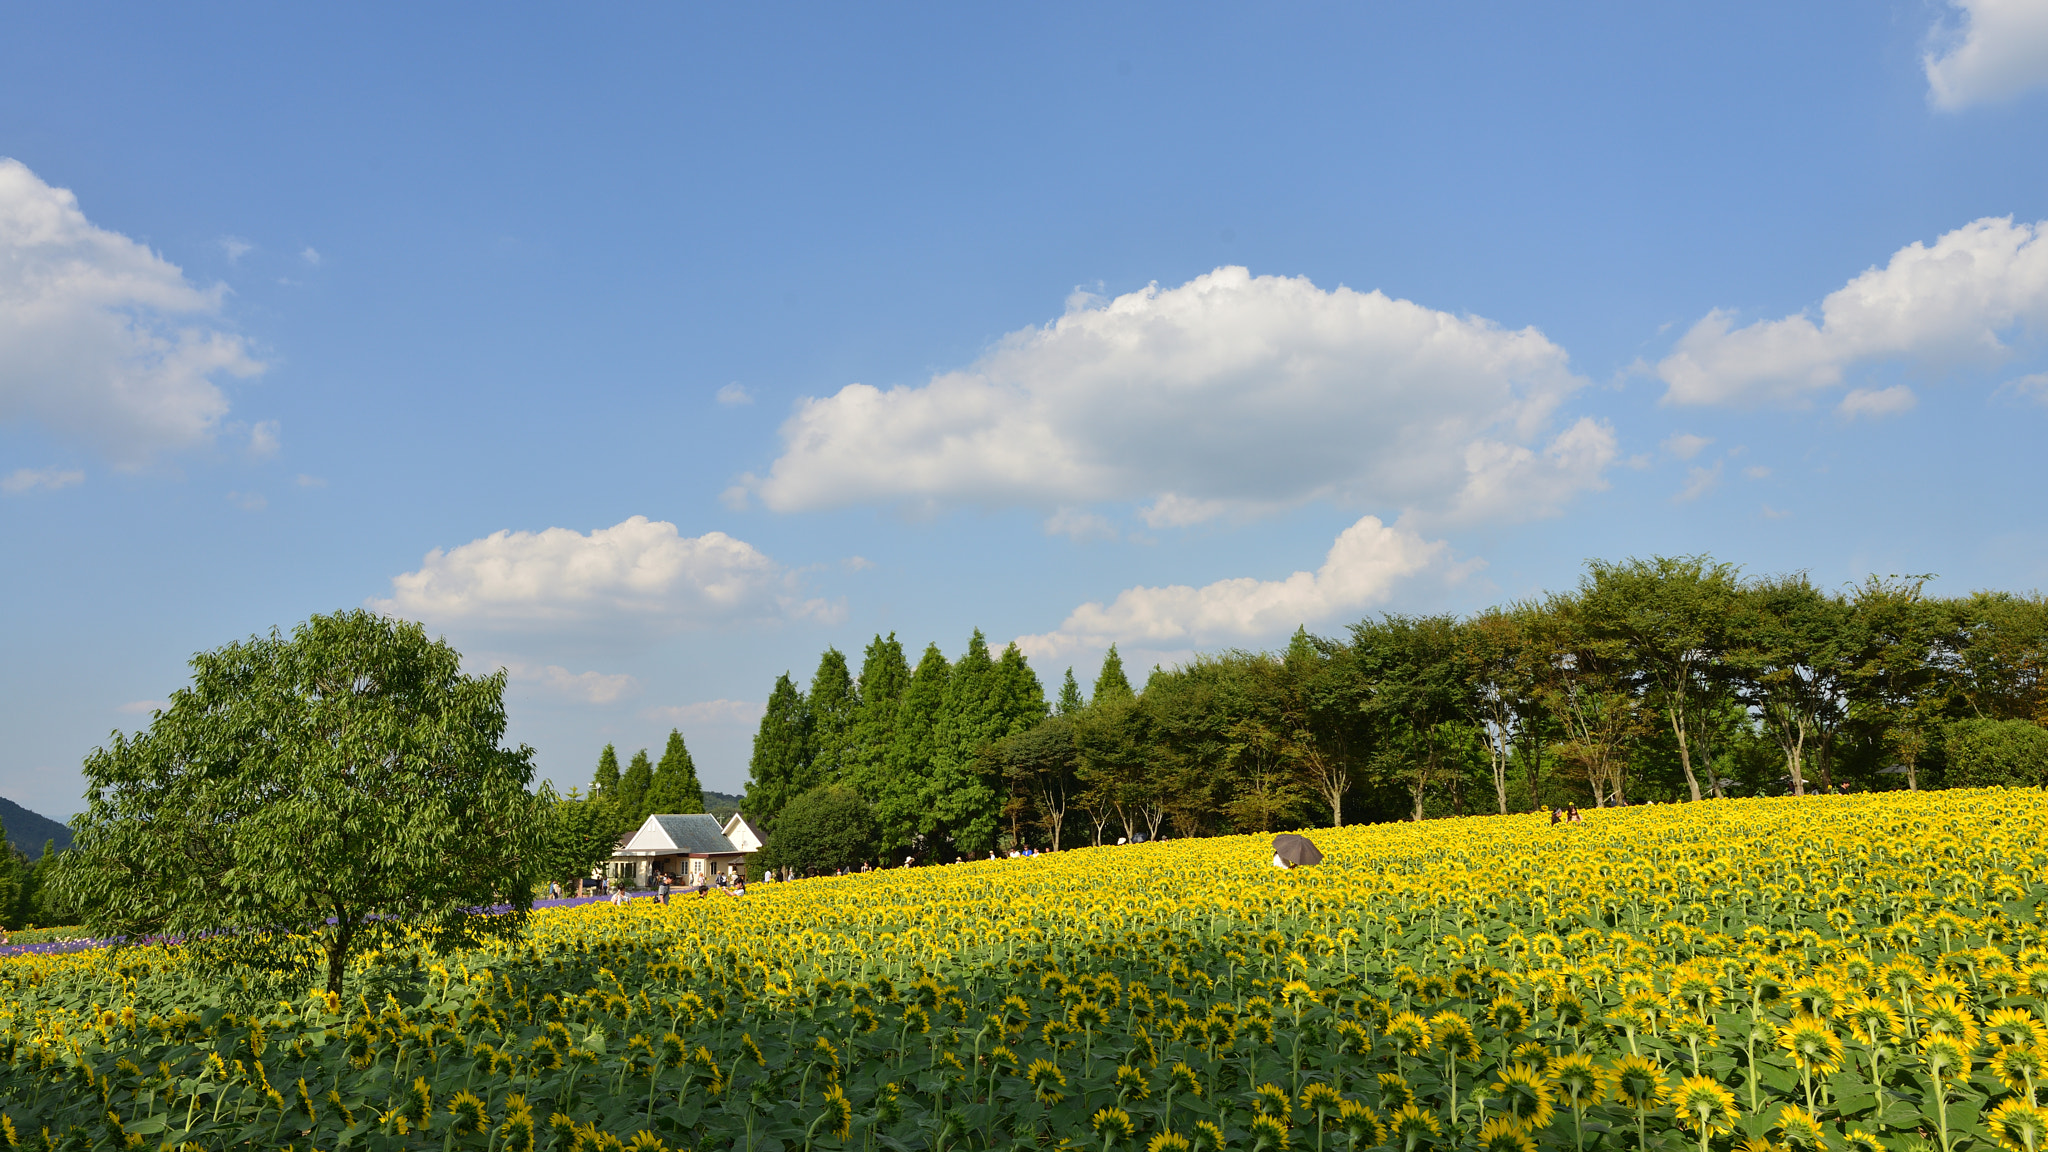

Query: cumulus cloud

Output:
[1044, 508, 1120, 542]
[1657, 216, 2048, 407]
[372, 514, 839, 630]
[502, 662, 639, 705]
[745, 267, 1610, 526]
[644, 699, 765, 726]
[1674, 462, 1723, 503]
[1839, 385, 1918, 418]
[0, 158, 265, 464]
[1016, 514, 1447, 659]
[1662, 433, 1713, 460]
[1, 465, 83, 494]
[1925, 0, 2048, 109]
[716, 382, 753, 407]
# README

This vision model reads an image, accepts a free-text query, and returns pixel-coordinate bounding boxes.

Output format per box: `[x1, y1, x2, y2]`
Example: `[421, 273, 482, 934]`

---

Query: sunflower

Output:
[1149, 1134, 1194, 1152]
[1491, 1062, 1557, 1131]
[1839, 995, 1900, 1046]
[1990, 1100, 2048, 1152]
[1027, 1057, 1067, 1104]
[1249, 1113, 1293, 1152]
[1776, 1014, 1844, 1077]
[1338, 1101, 1383, 1149]
[1994, 1045, 2046, 1103]
[1774, 1105, 1827, 1152]
[1552, 1052, 1606, 1108]
[1094, 1107, 1137, 1149]
[1672, 1074, 1740, 1138]
[1388, 1103, 1441, 1152]
[1606, 1054, 1669, 1110]
[1477, 1116, 1537, 1152]
[1379, 1073, 1416, 1111]
[1987, 1009, 2048, 1053]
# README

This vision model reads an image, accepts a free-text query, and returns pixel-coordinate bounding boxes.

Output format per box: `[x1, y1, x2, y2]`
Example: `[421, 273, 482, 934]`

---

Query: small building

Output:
[722, 813, 767, 855]
[605, 813, 753, 888]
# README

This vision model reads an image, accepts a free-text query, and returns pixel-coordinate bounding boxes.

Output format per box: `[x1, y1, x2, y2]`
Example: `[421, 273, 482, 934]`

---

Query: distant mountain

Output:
[703, 789, 744, 823]
[0, 798, 72, 858]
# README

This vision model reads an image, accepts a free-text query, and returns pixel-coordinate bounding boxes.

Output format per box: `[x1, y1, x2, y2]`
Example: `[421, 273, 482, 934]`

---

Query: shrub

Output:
[762, 784, 875, 876]
[1944, 718, 2048, 789]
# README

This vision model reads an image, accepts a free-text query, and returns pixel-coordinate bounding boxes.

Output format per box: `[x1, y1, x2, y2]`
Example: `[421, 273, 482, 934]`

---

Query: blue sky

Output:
[5, 3, 2048, 819]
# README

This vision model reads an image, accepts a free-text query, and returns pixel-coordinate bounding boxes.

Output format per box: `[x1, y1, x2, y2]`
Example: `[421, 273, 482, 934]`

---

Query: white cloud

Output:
[0, 158, 265, 464]
[373, 514, 839, 629]
[1017, 513, 1447, 658]
[300, 246, 321, 266]
[295, 473, 326, 487]
[716, 382, 753, 407]
[1662, 432, 1713, 460]
[502, 662, 639, 705]
[1658, 216, 2048, 407]
[644, 698, 764, 726]
[219, 236, 252, 262]
[1674, 462, 1723, 503]
[1044, 508, 1120, 542]
[116, 699, 165, 714]
[1, 466, 83, 494]
[1925, 0, 2048, 109]
[1761, 504, 1792, 520]
[247, 419, 280, 458]
[1838, 385, 1918, 418]
[746, 266, 1608, 526]
[2000, 371, 2048, 404]
[1743, 465, 1772, 480]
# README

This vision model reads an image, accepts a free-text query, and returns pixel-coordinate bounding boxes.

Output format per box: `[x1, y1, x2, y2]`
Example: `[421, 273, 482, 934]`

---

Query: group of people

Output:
[1548, 805, 1585, 824]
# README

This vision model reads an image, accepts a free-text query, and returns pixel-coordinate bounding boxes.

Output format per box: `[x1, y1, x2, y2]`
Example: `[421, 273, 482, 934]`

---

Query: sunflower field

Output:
[3, 788, 2047, 1152]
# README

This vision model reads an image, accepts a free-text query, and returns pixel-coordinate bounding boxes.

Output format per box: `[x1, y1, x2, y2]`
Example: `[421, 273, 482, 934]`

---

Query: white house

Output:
[722, 813, 766, 855]
[605, 813, 754, 887]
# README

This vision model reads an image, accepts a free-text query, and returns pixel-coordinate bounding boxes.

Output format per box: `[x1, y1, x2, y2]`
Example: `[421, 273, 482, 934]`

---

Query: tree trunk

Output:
[325, 908, 354, 995]
[1668, 706, 1703, 802]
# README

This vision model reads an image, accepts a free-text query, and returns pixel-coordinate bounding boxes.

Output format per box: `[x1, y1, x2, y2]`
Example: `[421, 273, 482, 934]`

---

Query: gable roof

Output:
[648, 812, 742, 854]
[722, 814, 767, 851]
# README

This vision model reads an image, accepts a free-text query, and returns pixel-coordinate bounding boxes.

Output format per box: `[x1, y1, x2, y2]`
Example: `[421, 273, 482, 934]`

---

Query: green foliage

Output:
[1944, 718, 2048, 788]
[540, 790, 623, 884]
[644, 729, 705, 814]
[1056, 666, 1085, 714]
[1093, 643, 1134, 703]
[807, 647, 859, 778]
[617, 748, 653, 824]
[54, 609, 548, 993]
[743, 673, 812, 829]
[761, 783, 876, 875]
[591, 742, 621, 796]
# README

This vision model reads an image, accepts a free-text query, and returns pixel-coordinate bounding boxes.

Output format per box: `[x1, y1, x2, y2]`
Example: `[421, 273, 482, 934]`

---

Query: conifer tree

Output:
[807, 648, 859, 781]
[873, 643, 949, 857]
[927, 631, 1000, 851]
[994, 642, 1051, 736]
[1094, 643, 1135, 702]
[618, 749, 653, 825]
[591, 743, 621, 797]
[645, 729, 706, 814]
[1056, 668, 1085, 715]
[841, 633, 910, 798]
[743, 673, 812, 828]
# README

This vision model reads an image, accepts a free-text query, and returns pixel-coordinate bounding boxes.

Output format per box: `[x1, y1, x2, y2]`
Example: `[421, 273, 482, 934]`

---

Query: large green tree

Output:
[877, 643, 950, 858]
[762, 784, 877, 876]
[617, 749, 654, 825]
[807, 649, 859, 781]
[591, 743, 621, 797]
[743, 673, 812, 828]
[1576, 555, 1742, 802]
[1094, 644, 1135, 702]
[645, 729, 706, 814]
[56, 610, 547, 994]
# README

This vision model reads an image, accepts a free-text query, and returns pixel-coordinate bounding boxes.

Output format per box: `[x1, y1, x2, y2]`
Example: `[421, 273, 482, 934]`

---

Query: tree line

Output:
[735, 556, 2048, 867]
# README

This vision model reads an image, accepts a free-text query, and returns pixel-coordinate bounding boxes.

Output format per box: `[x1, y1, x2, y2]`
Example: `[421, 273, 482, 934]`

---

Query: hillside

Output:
[0, 797, 71, 858]
[701, 789, 743, 823]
